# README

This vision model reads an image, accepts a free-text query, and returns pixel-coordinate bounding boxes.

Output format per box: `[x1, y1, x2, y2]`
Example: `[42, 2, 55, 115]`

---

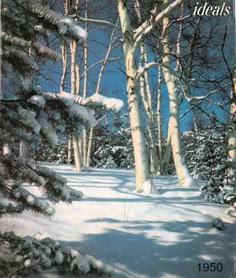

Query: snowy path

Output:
[1, 163, 236, 278]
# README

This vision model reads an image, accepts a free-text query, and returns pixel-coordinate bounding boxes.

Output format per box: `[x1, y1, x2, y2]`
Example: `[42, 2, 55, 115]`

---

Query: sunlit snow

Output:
[0, 163, 235, 278]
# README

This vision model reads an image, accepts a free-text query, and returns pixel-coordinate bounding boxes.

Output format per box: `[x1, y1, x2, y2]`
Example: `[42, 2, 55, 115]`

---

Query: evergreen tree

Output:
[0, 0, 118, 276]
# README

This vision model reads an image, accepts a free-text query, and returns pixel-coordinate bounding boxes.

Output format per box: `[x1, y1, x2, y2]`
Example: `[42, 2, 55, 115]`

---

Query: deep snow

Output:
[0, 163, 236, 278]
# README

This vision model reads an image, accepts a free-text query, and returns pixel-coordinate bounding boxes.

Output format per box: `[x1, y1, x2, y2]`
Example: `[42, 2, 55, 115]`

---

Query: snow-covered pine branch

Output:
[3, 47, 39, 71]
[42, 92, 97, 128]
[1, 32, 61, 62]
[17, 0, 87, 42]
[0, 232, 113, 276]
[12, 187, 56, 216]
[1, 32, 31, 48]
[59, 91, 124, 112]
[32, 42, 61, 61]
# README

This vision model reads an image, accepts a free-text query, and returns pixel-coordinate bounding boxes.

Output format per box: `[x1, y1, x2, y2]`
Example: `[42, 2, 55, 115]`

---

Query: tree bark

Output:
[139, 43, 159, 175]
[117, 0, 151, 192]
[157, 65, 162, 174]
[162, 0, 195, 186]
[228, 58, 236, 162]
[70, 37, 83, 171]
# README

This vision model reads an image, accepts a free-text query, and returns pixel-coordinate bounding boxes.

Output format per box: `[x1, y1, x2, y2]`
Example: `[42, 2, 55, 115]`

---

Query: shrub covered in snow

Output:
[0, 231, 112, 277]
[34, 126, 135, 169]
[91, 127, 134, 169]
[183, 126, 236, 210]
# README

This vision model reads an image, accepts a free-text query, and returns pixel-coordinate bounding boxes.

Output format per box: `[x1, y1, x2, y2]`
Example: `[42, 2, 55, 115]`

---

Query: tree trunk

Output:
[86, 127, 93, 167]
[228, 58, 236, 162]
[162, 1, 195, 187]
[70, 39, 83, 171]
[162, 125, 172, 175]
[67, 136, 72, 164]
[82, 0, 88, 166]
[117, 0, 151, 193]
[157, 65, 162, 174]
[73, 136, 83, 171]
[139, 43, 159, 175]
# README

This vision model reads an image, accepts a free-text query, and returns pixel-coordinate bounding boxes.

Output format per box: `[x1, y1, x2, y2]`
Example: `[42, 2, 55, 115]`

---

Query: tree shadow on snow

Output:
[60, 219, 236, 278]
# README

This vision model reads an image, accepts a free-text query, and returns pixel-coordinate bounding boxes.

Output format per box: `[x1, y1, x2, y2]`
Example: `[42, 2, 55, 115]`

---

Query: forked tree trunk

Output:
[162, 1, 195, 187]
[117, 0, 151, 193]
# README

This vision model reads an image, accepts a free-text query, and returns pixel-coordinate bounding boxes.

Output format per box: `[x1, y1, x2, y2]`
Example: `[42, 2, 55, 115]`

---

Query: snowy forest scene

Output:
[0, 0, 236, 277]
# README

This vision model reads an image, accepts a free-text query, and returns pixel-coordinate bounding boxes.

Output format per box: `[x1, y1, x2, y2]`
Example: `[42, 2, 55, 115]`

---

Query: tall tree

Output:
[161, 0, 196, 186]
[228, 53, 236, 162]
[116, 0, 183, 192]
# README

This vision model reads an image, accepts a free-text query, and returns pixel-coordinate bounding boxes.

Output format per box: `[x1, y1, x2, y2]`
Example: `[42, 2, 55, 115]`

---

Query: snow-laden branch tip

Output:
[59, 91, 124, 112]
[42, 92, 97, 128]
[133, 0, 183, 50]
[19, 1, 87, 42]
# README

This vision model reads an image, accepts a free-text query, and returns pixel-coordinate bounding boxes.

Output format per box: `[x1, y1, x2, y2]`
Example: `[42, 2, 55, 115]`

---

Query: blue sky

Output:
[37, 1, 235, 133]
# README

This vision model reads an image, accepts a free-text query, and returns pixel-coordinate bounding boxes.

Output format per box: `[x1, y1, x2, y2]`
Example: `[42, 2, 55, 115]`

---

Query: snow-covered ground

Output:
[1, 163, 236, 278]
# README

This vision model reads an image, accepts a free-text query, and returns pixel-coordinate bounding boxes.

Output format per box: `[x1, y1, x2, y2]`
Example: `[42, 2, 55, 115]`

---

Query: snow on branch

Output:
[32, 42, 61, 61]
[42, 92, 97, 127]
[0, 231, 113, 276]
[4, 47, 39, 70]
[19, 1, 87, 42]
[43, 91, 123, 126]
[1, 32, 31, 48]
[1, 32, 60, 62]
[59, 91, 124, 112]
[12, 187, 55, 216]
[37, 111, 59, 145]
[133, 0, 183, 49]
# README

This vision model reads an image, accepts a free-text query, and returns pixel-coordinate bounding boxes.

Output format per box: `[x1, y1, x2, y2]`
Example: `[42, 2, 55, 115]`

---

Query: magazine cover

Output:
[0, 0, 235, 277]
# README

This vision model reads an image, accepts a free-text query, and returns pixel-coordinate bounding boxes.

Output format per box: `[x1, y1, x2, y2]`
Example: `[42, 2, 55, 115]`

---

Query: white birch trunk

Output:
[70, 38, 83, 171]
[228, 59, 236, 162]
[162, 2, 195, 187]
[117, 0, 151, 192]
[73, 135, 83, 171]
[157, 65, 162, 174]
[82, 0, 88, 166]
[139, 43, 159, 175]
[86, 127, 93, 167]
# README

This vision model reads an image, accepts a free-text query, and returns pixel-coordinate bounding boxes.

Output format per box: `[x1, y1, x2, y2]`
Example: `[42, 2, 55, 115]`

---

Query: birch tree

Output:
[161, 0, 196, 186]
[227, 53, 236, 162]
[116, 0, 183, 192]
